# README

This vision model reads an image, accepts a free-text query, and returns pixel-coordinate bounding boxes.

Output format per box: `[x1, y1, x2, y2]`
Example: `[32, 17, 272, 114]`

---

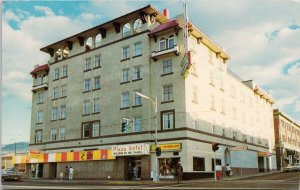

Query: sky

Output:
[1, 0, 300, 145]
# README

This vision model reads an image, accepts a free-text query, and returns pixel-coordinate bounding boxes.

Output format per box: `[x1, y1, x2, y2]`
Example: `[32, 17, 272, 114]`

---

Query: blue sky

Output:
[2, 0, 300, 144]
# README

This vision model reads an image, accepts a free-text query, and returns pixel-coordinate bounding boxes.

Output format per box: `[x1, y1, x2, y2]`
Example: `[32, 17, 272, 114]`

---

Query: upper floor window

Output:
[123, 23, 131, 37]
[94, 76, 101, 90]
[162, 110, 174, 130]
[134, 89, 142, 106]
[54, 68, 60, 80]
[121, 92, 130, 108]
[93, 98, 100, 113]
[51, 128, 58, 141]
[211, 95, 216, 110]
[59, 128, 65, 140]
[62, 66, 68, 77]
[82, 121, 100, 138]
[60, 105, 66, 119]
[86, 37, 93, 49]
[163, 59, 172, 74]
[85, 58, 92, 71]
[83, 100, 91, 115]
[37, 111, 43, 124]
[134, 117, 142, 132]
[95, 55, 101, 68]
[122, 68, 130, 82]
[163, 84, 173, 101]
[209, 50, 213, 64]
[122, 46, 130, 59]
[37, 92, 44, 104]
[133, 66, 142, 80]
[53, 87, 59, 99]
[52, 107, 58, 121]
[133, 19, 143, 33]
[61, 85, 67, 97]
[134, 42, 142, 56]
[84, 79, 92, 92]
[160, 37, 166, 51]
[168, 35, 175, 48]
[35, 130, 43, 143]
[95, 34, 102, 47]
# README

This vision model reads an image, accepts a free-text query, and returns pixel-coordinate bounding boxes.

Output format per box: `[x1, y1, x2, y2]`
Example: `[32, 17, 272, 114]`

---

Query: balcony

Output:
[32, 82, 48, 93]
[151, 45, 180, 61]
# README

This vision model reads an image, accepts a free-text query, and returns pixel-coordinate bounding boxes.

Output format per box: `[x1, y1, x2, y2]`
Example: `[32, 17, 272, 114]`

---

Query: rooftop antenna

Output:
[183, 0, 189, 54]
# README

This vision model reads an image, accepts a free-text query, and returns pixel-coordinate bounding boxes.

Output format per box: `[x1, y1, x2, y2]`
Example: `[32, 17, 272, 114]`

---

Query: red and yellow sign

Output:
[258, 152, 272, 157]
[150, 143, 181, 152]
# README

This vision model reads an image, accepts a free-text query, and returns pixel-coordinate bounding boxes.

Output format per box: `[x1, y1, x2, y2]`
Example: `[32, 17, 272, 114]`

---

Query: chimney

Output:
[163, 9, 169, 19]
[34, 64, 39, 69]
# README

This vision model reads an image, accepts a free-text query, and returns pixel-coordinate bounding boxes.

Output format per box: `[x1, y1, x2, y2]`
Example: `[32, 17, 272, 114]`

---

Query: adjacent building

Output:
[273, 109, 300, 171]
[29, 5, 276, 180]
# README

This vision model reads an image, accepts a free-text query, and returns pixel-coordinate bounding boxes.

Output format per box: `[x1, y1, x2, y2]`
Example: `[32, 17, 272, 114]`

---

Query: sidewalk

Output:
[23, 170, 281, 185]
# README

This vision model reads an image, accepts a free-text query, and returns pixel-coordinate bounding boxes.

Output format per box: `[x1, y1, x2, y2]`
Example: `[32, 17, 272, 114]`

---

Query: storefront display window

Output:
[193, 157, 205, 171]
[159, 158, 180, 177]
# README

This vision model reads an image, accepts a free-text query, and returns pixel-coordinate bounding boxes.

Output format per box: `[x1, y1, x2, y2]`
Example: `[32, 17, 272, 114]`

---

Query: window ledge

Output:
[209, 83, 215, 87]
[61, 76, 68, 79]
[82, 114, 91, 116]
[94, 66, 101, 70]
[37, 102, 44, 105]
[120, 107, 130, 110]
[52, 98, 59, 101]
[161, 100, 174, 104]
[53, 78, 59, 81]
[83, 90, 91, 93]
[210, 108, 216, 111]
[121, 58, 130, 62]
[59, 118, 66, 120]
[36, 123, 43, 125]
[93, 88, 101, 91]
[220, 88, 225, 92]
[92, 112, 100, 115]
[132, 78, 142, 82]
[191, 73, 198, 77]
[161, 72, 173, 77]
[51, 120, 58, 122]
[120, 81, 130, 85]
[192, 100, 198, 104]
[60, 96, 67, 99]
[132, 54, 142, 59]
[132, 105, 142, 108]
[84, 69, 92, 72]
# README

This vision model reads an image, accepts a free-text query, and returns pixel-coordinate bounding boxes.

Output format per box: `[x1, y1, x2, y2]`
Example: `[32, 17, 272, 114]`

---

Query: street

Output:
[2, 172, 299, 190]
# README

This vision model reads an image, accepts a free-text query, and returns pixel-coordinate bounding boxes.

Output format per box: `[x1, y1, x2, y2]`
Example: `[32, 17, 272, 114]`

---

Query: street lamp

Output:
[10, 139, 17, 155]
[135, 92, 159, 182]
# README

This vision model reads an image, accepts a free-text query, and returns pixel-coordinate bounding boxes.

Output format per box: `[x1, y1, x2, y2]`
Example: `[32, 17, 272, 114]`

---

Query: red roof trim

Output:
[30, 64, 49, 75]
[149, 20, 179, 35]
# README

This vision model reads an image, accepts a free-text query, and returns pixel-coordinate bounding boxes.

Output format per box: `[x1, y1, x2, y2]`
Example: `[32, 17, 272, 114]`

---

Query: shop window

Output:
[159, 158, 180, 177]
[193, 157, 205, 171]
[212, 159, 222, 171]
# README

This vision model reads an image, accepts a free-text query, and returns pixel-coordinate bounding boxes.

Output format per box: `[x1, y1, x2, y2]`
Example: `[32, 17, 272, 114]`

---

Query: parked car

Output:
[284, 164, 293, 172]
[1, 169, 22, 181]
[291, 163, 300, 172]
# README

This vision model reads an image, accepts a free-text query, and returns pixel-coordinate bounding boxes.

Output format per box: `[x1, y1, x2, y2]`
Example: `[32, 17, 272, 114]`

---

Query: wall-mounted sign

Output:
[150, 143, 182, 152]
[228, 146, 248, 151]
[112, 143, 150, 156]
[258, 152, 272, 157]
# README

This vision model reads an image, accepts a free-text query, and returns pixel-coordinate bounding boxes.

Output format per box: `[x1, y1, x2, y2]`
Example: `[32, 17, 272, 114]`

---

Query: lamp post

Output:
[135, 92, 159, 182]
[10, 139, 17, 155]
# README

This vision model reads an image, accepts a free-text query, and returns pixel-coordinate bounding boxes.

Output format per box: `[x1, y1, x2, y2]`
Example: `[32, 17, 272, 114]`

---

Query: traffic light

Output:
[155, 147, 161, 156]
[121, 121, 127, 132]
[212, 143, 220, 152]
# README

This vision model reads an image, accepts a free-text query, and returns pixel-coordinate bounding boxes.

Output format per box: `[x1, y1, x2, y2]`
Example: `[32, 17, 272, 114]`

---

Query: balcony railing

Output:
[32, 82, 48, 93]
[151, 45, 180, 61]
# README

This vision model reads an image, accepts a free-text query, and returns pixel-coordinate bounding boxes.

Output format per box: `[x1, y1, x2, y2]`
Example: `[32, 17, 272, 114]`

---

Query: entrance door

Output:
[124, 156, 141, 180]
[258, 157, 265, 172]
[266, 157, 270, 171]
[49, 163, 57, 179]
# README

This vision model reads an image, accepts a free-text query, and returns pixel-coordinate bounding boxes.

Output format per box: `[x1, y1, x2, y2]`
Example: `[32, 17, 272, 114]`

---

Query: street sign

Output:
[228, 146, 248, 151]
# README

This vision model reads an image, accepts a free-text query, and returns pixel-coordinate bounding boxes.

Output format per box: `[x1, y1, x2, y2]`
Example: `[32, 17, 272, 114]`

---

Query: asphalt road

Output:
[2, 172, 299, 190]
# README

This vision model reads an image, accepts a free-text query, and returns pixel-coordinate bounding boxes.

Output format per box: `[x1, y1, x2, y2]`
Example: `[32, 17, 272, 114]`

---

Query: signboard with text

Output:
[228, 146, 248, 151]
[150, 143, 182, 152]
[112, 143, 150, 157]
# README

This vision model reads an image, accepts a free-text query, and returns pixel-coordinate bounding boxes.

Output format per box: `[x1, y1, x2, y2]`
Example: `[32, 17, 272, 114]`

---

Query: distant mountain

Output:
[1, 142, 29, 154]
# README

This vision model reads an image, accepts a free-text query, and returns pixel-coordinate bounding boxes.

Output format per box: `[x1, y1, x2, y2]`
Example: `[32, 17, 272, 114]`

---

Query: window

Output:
[51, 128, 58, 141]
[133, 19, 142, 33]
[85, 58, 92, 71]
[61, 85, 67, 97]
[122, 68, 130, 82]
[192, 120, 197, 129]
[242, 134, 247, 142]
[59, 128, 65, 140]
[133, 66, 142, 80]
[210, 71, 215, 86]
[84, 79, 92, 92]
[37, 93, 44, 103]
[220, 76, 224, 90]
[93, 98, 100, 113]
[240, 91, 245, 103]
[53, 87, 59, 99]
[163, 59, 172, 74]
[193, 157, 205, 171]
[60, 105, 66, 119]
[83, 123, 91, 138]
[248, 96, 253, 107]
[232, 107, 237, 119]
[121, 92, 129, 108]
[83, 100, 90, 115]
[168, 35, 175, 48]
[54, 68, 60, 80]
[233, 131, 238, 139]
[122, 23, 131, 37]
[62, 66, 68, 77]
[134, 42, 142, 56]
[86, 37, 93, 49]
[52, 107, 58, 121]
[35, 130, 43, 143]
[122, 46, 130, 59]
[209, 50, 213, 64]
[242, 111, 245, 123]
[93, 122, 100, 136]
[95, 34, 102, 47]
[163, 84, 173, 101]
[134, 117, 142, 132]
[37, 111, 43, 124]
[211, 95, 216, 110]
[94, 76, 101, 89]
[82, 121, 100, 138]
[230, 85, 236, 98]
[162, 110, 174, 129]
[95, 55, 101, 68]
[134, 90, 142, 106]
[159, 37, 166, 51]
[221, 99, 225, 114]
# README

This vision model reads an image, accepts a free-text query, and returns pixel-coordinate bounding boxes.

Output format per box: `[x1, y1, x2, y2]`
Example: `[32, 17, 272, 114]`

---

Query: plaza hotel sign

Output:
[112, 143, 150, 156]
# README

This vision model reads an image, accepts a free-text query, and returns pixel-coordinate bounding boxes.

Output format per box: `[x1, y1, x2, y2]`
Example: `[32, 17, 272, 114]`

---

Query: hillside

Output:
[1, 142, 29, 154]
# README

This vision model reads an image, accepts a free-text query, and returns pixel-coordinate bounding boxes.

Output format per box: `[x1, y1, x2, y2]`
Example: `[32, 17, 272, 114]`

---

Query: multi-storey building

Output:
[29, 5, 276, 180]
[273, 109, 300, 170]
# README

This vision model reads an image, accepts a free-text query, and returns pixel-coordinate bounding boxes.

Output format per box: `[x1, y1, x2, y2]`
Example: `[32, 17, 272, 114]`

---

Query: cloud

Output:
[4, 9, 21, 22]
[34, 5, 55, 17]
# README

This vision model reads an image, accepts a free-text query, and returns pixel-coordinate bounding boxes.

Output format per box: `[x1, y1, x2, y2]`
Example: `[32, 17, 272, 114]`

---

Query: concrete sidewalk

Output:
[23, 170, 281, 185]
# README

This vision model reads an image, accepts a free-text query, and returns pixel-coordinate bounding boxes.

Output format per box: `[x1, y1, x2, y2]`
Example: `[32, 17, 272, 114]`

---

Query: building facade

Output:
[29, 5, 276, 180]
[273, 109, 300, 171]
